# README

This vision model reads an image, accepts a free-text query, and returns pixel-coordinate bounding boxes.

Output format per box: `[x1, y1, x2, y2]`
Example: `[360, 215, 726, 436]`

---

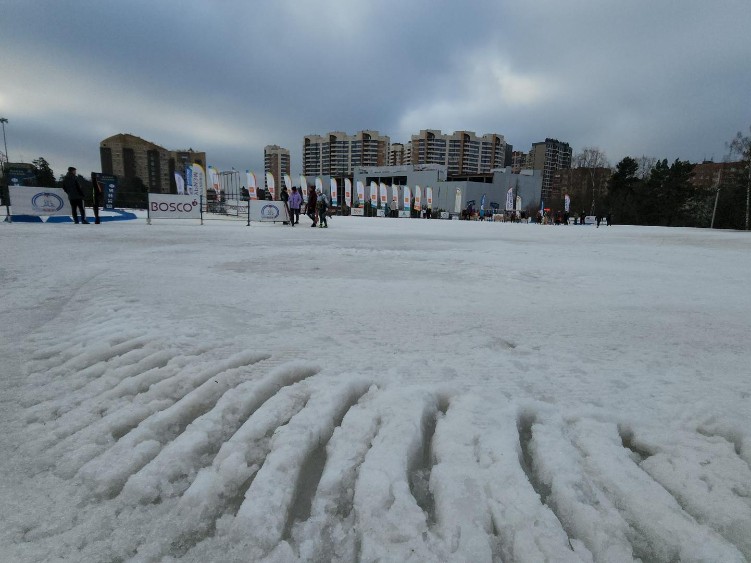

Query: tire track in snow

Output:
[120, 361, 321, 505]
[76, 350, 271, 499]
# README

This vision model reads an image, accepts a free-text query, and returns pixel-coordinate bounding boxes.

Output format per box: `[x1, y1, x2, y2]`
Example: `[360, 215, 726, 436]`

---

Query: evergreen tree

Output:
[607, 157, 641, 224]
[32, 157, 56, 188]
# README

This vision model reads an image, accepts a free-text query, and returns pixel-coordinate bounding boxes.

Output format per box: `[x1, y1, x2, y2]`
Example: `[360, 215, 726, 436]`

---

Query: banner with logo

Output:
[344, 178, 352, 207]
[414, 185, 422, 211]
[315, 177, 323, 196]
[516, 195, 522, 212]
[192, 164, 206, 199]
[246, 171, 257, 200]
[370, 181, 378, 207]
[426, 187, 433, 209]
[10, 186, 71, 216]
[564, 194, 571, 212]
[392, 185, 399, 208]
[356, 180, 365, 205]
[208, 166, 221, 193]
[330, 178, 338, 206]
[454, 188, 462, 212]
[403, 185, 411, 210]
[284, 174, 292, 192]
[148, 193, 201, 219]
[266, 172, 276, 199]
[480, 193, 486, 211]
[350, 208, 364, 216]
[92, 173, 118, 210]
[506, 188, 514, 211]
[249, 200, 290, 222]
[186, 166, 194, 195]
[379, 183, 388, 206]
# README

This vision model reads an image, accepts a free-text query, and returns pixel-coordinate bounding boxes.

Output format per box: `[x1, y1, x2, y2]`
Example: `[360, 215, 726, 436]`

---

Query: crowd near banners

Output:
[174, 173, 185, 195]
[455, 188, 462, 212]
[330, 178, 338, 206]
[391, 185, 399, 207]
[246, 171, 257, 199]
[356, 180, 365, 205]
[370, 182, 378, 207]
[404, 185, 411, 210]
[344, 178, 352, 207]
[506, 188, 514, 211]
[414, 185, 422, 211]
[92, 173, 118, 210]
[379, 183, 387, 206]
[147, 193, 201, 220]
[192, 164, 206, 198]
[10, 186, 71, 217]
[564, 194, 571, 212]
[249, 200, 290, 222]
[266, 172, 276, 199]
[426, 187, 433, 209]
[300, 175, 308, 202]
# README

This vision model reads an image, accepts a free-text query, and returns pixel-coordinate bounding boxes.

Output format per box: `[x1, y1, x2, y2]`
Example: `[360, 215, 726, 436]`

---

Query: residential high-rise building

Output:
[388, 142, 411, 166]
[99, 133, 205, 193]
[511, 151, 527, 174]
[302, 131, 389, 177]
[264, 145, 290, 189]
[526, 138, 572, 203]
[410, 130, 510, 176]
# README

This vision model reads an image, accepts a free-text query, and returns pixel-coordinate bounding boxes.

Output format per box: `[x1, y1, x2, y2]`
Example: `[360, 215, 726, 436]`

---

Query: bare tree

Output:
[573, 147, 610, 214]
[635, 155, 657, 180]
[728, 127, 751, 230]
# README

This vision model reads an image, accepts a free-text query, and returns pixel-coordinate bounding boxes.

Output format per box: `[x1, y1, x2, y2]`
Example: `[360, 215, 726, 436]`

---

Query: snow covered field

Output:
[1, 215, 750, 562]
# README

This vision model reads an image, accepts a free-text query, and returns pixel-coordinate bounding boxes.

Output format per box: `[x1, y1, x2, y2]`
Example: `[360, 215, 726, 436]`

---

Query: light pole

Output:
[0, 118, 8, 164]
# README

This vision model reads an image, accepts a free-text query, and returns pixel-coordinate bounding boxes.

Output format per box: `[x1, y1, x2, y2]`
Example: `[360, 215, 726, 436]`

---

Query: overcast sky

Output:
[2, 0, 750, 178]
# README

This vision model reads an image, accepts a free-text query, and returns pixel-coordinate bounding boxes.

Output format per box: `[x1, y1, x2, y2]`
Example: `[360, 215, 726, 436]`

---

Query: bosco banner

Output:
[148, 194, 201, 220]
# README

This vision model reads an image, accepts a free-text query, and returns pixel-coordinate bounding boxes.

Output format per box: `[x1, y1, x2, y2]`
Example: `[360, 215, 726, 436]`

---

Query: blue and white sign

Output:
[10, 187, 71, 216]
[249, 200, 290, 222]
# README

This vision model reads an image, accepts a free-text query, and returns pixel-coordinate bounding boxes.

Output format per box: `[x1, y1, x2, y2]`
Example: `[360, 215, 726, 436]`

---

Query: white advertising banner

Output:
[10, 186, 71, 216]
[379, 183, 388, 206]
[148, 194, 201, 219]
[391, 185, 399, 207]
[403, 185, 411, 210]
[414, 185, 422, 211]
[266, 172, 276, 199]
[249, 200, 290, 222]
[356, 180, 365, 204]
[350, 208, 364, 216]
[454, 188, 462, 213]
[192, 164, 206, 199]
[300, 175, 308, 202]
[369, 182, 378, 207]
[506, 188, 514, 211]
[344, 178, 352, 207]
[426, 186, 433, 209]
[246, 171, 257, 200]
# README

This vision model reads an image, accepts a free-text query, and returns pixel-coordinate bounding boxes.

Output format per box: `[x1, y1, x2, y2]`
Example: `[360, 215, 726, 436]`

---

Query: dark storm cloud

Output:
[1, 0, 750, 178]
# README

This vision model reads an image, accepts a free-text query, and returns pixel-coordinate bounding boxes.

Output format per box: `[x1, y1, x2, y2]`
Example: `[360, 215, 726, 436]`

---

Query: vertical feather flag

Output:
[174, 173, 185, 195]
[344, 178, 352, 207]
[370, 181, 378, 208]
[300, 175, 308, 202]
[266, 172, 276, 199]
[284, 174, 292, 192]
[403, 185, 411, 210]
[356, 181, 365, 205]
[192, 164, 206, 200]
[426, 187, 433, 209]
[186, 166, 193, 195]
[414, 185, 422, 211]
[246, 171, 257, 200]
[379, 183, 388, 206]
[330, 178, 338, 206]
[391, 185, 399, 209]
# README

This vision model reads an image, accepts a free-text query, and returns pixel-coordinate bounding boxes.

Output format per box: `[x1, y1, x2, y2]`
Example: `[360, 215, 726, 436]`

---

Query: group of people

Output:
[279, 185, 330, 227]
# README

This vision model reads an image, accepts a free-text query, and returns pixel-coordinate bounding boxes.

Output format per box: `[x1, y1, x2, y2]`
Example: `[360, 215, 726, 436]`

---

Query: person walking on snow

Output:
[280, 186, 290, 225]
[288, 186, 302, 225]
[317, 189, 329, 228]
[63, 166, 88, 224]
[307, 186, 318, 227]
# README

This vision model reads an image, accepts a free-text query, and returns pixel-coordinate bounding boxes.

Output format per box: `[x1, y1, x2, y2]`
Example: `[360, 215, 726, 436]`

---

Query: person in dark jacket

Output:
[280, 186, 290, 225]
[288, 186, 302, 225]
[63, 167, 88, 224]
[317, 189, 329, 228]
[307, 186, 318, 227]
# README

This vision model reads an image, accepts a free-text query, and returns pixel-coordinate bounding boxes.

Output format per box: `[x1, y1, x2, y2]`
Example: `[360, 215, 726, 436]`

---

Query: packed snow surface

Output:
[1, 215, 750, 562]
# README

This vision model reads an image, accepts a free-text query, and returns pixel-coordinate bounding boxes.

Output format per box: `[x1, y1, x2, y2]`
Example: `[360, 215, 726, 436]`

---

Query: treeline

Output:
[606, 156, 749, 230]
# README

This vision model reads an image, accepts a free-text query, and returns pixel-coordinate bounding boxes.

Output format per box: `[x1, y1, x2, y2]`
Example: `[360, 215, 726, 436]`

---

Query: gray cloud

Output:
[1, 0, 750, 178]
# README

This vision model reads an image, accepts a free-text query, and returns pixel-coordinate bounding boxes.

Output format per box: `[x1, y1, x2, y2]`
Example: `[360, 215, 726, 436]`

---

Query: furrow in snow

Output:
[76, 351, 270, 498]
[120, 362, 320, 505]
[567, 418, 746, 563]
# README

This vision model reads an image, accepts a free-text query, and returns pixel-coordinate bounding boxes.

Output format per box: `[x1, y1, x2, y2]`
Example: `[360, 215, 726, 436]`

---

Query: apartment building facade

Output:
[99, 133, 205, 193]
[526, 138, 572, 203]
[264, 145, 290, 189]
[409, 130, 510, 177]
[302, 131, 390, 177]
